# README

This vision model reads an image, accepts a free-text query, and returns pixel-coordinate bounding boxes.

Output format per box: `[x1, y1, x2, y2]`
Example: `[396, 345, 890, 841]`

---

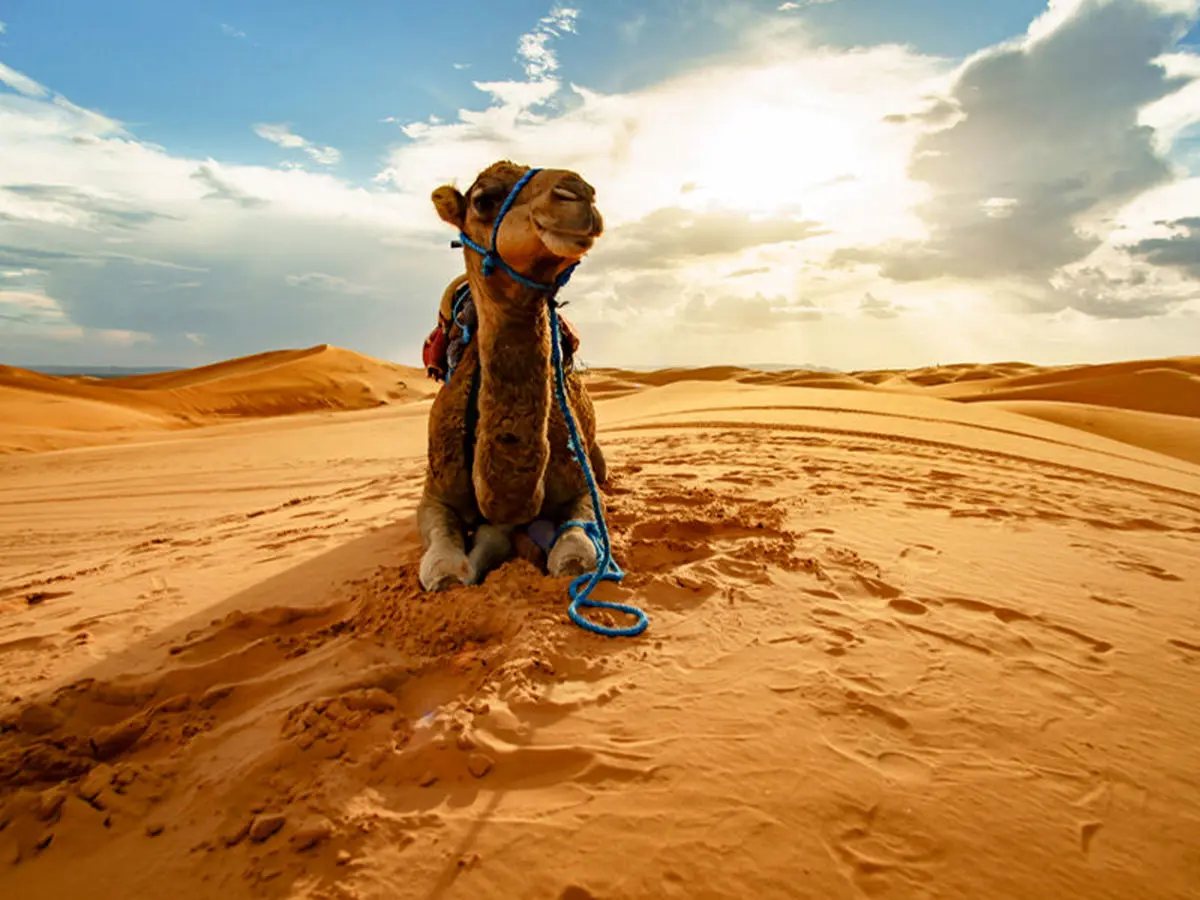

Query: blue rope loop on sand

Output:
[548, 301, 648, 638]
[449, 166, 648, 638]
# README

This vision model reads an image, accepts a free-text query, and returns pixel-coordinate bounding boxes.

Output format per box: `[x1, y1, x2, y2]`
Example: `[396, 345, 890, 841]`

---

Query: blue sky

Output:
[2, 0, 1200, 369]
[1, 1, 1058, 185]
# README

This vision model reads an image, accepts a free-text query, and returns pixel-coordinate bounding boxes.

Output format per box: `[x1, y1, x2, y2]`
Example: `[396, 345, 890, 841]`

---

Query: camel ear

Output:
[432, 185, 466, 229]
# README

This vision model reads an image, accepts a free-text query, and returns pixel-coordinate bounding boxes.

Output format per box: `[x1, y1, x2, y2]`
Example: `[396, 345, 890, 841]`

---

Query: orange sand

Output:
[2, 349, 1199, 899]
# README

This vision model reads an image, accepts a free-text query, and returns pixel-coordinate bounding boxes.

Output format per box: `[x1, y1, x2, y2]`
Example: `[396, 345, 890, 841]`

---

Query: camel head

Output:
[432, 161, 604, 290]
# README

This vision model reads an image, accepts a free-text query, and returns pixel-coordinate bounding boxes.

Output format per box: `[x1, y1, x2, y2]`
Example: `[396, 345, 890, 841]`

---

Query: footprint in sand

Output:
[1113, 558, 1182, 582]
[824, 802, 944, 895]
[813, 620, 864, 657]
[1167, 638, 1200, 662]
[898, 543, 941, 573]
[819, 729, 935, 786]
[933, 596, 1115, 671]
[1088, 593, 1137, 610]
[888, 598, 928, 617]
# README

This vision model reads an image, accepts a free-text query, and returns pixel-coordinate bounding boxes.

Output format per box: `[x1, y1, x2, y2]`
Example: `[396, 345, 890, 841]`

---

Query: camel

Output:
[416, 160, 610, 592]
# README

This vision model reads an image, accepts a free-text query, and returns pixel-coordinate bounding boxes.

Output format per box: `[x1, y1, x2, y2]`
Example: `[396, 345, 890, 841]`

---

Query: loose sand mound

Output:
[2, 371, 1200, 899]
[0, 346, 431, 454]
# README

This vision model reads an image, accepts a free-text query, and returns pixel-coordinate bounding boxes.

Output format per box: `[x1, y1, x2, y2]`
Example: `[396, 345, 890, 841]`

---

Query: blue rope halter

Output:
[450, 167, 649, 639]
[451, 168, 580, 294]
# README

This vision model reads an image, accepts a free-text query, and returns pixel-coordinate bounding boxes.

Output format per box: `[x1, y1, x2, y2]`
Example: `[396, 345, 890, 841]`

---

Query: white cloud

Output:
[2, 0, 1199, 371]
[95, 328, 153, 346]
[778, 0, 834, 10]
[0, 289, 67, 324]
[253, 123, 342, 166]
[284, 272, 381, 297]
[0, 78, 435, 365]
[0, 61, 50, 98]
[453, 62, 471, 70]
[220, 23, 247, 40]
[516, 6, 579, 80]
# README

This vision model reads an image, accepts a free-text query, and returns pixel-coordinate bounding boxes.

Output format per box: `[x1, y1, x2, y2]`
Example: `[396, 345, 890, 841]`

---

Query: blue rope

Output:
[445, 281, 472, 383]
[548, 301, 649, 638]
[449, 166, 648, 638]
[452, 170, 566, 293]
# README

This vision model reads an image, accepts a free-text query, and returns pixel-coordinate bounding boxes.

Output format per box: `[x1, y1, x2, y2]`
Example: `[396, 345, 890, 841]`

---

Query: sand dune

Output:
[2, 351, 1199, 899]
[987, 400, 1200, 467]
[0, 346, 431, 454]
[946, 365, 1200, 416]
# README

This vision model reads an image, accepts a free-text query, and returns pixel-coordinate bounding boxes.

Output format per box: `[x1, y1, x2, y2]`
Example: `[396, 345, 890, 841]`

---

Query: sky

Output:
[1, 0, 1199, 371]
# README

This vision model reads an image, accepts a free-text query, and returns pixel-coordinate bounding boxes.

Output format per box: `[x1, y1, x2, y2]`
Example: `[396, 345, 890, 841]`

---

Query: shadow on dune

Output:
[1, 481, 659, 898]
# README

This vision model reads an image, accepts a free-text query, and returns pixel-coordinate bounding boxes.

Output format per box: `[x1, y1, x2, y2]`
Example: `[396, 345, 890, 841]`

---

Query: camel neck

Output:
[470, 285, 553, 525]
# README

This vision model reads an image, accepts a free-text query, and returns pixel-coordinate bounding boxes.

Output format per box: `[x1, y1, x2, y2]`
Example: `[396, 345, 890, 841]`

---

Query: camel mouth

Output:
[534, 220, 597, 259]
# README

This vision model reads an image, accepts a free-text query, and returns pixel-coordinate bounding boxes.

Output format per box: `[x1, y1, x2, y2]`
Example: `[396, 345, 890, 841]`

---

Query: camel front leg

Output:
[588, 440, 608, 484]
[417, 493, 470, 591]
[467, 523, 515, 585]
[548, 493, 600, 578]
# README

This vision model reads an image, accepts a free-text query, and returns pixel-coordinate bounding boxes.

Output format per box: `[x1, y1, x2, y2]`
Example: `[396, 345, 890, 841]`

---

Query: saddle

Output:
[421, 280, 582, 383]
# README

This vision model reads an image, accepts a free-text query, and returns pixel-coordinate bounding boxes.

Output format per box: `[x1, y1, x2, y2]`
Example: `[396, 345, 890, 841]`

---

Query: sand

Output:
[2, 349, 1199, 899]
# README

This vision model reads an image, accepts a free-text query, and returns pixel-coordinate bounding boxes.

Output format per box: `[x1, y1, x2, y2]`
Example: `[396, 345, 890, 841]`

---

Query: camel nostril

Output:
[552, 187, 581, 202]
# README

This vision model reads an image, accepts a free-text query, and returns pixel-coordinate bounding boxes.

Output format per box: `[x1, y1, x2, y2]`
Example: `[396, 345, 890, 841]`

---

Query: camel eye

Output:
[471, 186, 505, 218]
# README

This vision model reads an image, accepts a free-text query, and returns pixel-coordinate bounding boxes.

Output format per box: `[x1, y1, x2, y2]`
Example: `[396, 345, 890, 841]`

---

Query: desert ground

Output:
[1, 346, 1199, 899]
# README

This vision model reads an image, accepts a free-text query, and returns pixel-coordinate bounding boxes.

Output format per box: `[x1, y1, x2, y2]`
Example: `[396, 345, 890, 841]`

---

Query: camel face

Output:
[432, 161, 604, 282]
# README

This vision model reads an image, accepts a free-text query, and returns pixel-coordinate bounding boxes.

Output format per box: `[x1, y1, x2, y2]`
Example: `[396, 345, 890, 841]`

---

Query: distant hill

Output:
[20, 365, 180, 379]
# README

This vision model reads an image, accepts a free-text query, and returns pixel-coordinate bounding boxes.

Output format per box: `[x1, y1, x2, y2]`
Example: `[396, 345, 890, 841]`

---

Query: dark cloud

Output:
[1130, 216, 1200, 276]
[0, 208, 441, 365]
[1039, 265, 1193, 319]
[859, 292, 903, 319]
[591, 206, 827, 273]
[682, 292, 823, 332]
[191, 165, 268, 209]
[1, 184, 177, 229]
[882, 97, 959, 126]
[0, 243, 97, 267]
[838, 0, 1199, 285]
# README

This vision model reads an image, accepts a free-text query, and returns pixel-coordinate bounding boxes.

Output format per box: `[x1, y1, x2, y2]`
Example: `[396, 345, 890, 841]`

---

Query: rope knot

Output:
[481, 254, 497, 277]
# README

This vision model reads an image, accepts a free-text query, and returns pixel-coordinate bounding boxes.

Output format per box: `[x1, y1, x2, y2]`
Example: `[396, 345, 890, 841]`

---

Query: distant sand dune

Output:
[0, 346, 431, 453]
[7, 352, 1198, 466]
[950, 367, 1200, 417]
[987, 400, 1200, 466]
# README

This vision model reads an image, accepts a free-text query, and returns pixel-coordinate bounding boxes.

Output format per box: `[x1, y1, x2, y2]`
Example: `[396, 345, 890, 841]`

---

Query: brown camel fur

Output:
[417, 160, 609, 591]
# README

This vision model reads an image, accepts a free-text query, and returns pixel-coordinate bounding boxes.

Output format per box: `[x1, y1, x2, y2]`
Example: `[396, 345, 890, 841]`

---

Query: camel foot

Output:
[548, 527, 598, 579]
[419, 545, 469, 592]
[466, 524, 514, 585]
